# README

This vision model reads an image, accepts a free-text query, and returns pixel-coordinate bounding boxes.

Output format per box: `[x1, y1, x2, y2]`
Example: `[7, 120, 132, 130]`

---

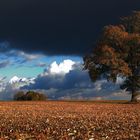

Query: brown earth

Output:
[0, 101, 139, 140]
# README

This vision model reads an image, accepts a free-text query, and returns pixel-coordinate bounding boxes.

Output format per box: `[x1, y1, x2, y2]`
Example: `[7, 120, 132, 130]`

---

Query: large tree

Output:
[84, 11, 140, 102]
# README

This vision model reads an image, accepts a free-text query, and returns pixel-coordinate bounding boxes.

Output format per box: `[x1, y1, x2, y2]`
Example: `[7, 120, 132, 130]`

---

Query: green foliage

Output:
[14, 91, 47, 101]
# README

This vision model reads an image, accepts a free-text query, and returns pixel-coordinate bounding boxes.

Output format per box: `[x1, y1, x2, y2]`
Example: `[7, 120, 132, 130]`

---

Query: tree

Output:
[13, 91, 25, 101]
[25, 91, 47, 101]
[14, 91, 47, 101]
[84, 11, 140, 102]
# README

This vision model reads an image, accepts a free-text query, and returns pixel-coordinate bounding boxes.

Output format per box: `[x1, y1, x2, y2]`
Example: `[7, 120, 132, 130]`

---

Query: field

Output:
[0, 101, 139, 140]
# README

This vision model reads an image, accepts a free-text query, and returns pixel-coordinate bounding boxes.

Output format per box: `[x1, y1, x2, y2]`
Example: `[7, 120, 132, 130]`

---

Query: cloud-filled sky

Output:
[0, 0, 140, 55]
[0, 59, 130, 100]
[0, 0, 139, 100]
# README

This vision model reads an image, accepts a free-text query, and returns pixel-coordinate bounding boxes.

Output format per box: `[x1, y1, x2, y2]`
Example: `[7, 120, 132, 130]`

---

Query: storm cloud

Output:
[0, 0, 140, 55]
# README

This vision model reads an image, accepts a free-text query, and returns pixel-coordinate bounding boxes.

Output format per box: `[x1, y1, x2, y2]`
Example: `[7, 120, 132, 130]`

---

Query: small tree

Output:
[25, 91, 47, 101]
[84, 11, 140, 102]
[14, 91, 47, 101]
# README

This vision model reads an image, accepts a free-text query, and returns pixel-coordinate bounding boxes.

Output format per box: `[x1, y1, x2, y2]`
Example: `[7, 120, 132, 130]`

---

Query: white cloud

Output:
[49, 59, 75, 74]
[0, 77, 7, 92]
[9, 76, 35, 86]
[9, 76, 20, 84]
[94, 80, 106, 91]
[0, 76, 35, 100]
[18, 51, 42, 61]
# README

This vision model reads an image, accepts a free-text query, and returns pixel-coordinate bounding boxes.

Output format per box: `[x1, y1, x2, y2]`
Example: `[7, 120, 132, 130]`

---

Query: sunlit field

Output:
[0, 101, 139, 139]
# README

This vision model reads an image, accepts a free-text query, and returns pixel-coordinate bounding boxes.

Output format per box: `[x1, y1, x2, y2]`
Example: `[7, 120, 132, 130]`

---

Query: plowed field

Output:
[0, 101, 139, 140]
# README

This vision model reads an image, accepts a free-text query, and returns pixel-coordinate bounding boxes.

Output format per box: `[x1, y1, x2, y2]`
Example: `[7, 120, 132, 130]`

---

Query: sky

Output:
[0, 0, 140, 100]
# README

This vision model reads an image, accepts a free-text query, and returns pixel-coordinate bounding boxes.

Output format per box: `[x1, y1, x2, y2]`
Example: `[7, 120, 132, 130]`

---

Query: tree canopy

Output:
[84, 11, 140, 102]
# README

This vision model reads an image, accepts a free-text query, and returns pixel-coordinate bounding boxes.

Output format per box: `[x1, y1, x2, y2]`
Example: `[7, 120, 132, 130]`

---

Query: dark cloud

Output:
[0, 42, 10, 53]
[0, 0, 140, 55]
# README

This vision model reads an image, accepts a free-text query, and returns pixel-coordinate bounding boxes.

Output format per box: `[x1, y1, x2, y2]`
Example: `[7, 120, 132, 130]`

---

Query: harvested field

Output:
[0, 101, 139, 140]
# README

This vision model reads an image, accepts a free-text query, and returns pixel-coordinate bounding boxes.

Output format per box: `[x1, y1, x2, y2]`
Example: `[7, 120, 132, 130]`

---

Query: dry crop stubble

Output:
[0, 101, 139, 139]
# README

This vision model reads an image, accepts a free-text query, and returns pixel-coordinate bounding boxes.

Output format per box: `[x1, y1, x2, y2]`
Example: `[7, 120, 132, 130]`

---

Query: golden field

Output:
[0, 101, 139, 140]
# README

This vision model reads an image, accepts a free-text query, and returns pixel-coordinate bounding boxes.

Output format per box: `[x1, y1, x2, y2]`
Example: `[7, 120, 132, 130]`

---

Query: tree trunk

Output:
[131, 91, 139, 102]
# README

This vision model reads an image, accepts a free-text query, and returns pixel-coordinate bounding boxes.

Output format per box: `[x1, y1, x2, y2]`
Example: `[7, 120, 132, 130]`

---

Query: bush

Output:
[14, 91, 47, 101]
